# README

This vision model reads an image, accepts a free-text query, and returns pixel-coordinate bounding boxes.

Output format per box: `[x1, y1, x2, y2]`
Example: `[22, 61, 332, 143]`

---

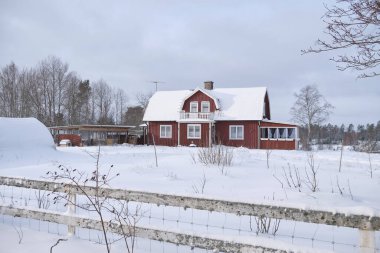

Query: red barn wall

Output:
[259, 121, 298, 150]
[148, 121, 178, 146]
[182, 91, 217, 112]
[56, 134, 82, 146]
[260, 140, 296, 150]
[215, 121, 259, 149]
[179, 123, 210, 147]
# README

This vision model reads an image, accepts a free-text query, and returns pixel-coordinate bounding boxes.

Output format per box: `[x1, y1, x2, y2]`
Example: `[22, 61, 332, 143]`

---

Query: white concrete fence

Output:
[0, 176, 378, 253]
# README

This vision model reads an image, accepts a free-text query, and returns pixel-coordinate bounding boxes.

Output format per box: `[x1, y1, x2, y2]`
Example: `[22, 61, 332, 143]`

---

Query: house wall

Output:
[148, 121, 178, 146]
[215, 121, 259, 149]
[259, 121, 298, 150]
[179, 122, 210, 147]
[260, 139, 296, 150]
[182, 91, 217, 112]
[146, 120, 298, 150]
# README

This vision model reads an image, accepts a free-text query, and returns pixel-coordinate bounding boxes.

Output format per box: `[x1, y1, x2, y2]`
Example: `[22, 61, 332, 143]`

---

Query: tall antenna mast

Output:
[149, 81, 165, 92]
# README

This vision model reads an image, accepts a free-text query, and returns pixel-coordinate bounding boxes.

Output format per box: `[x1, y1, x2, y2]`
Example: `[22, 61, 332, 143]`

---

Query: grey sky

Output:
[1, 0, 379, 126]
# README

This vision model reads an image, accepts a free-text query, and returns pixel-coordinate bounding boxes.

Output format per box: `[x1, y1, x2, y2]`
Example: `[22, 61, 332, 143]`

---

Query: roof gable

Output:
[180, 87, 220, 110]
[143, 87, 268, 121]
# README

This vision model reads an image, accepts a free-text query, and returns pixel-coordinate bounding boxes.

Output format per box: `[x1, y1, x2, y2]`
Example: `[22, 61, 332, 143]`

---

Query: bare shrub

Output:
[249, 216, 280, 236]
[360, 139, 377, 178]
[282, 163, 302, 192]
[192, 171, 207, 194]
[50, 238, 67, 253]
[35, 190, 51, 209]
[46, 146, 139, 253]
[273, 155, 318, 194]
[304, 152, 319, 192]
[110, 202, 141, 253]
[12, 224, 23, 244]
[197, 144, 233, 174]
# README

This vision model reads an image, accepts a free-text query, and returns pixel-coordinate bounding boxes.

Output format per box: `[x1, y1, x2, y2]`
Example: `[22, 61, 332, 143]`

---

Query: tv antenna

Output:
[149, 80, 165, 92]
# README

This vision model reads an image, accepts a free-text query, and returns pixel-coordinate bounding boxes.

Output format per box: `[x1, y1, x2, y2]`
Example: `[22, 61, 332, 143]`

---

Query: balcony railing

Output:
[179, 112, 214, 120]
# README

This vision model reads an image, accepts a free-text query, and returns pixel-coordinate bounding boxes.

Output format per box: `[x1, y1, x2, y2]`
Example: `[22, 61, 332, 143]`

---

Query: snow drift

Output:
[0, 117, 56, 168]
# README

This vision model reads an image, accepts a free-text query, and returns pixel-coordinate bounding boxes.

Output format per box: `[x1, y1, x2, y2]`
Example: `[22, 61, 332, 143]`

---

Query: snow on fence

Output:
[0, 175, 379, 253]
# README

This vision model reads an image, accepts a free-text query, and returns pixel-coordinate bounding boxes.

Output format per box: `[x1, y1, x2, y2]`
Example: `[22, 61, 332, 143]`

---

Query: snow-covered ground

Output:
[1, 132, 380, 252]
[1, 144, 379, 215]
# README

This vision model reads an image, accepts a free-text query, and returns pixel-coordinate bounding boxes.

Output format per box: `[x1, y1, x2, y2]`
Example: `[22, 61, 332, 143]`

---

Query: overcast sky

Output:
[0, 0, 379, 126]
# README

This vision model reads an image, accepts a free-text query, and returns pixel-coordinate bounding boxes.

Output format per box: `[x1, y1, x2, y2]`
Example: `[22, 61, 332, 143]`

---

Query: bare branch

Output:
[302, 0, 380, 78]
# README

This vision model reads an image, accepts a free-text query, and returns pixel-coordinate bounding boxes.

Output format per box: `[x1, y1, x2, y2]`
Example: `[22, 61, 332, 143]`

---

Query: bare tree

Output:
[290, 85, 333, 149]
[0, 62, 19, 117]
[114, 88, 128, 125]
[63, 72, 81, 125]
[136, 91, 153, 110]
[302, 0, 380, 78]
[93, 79, 114, 124]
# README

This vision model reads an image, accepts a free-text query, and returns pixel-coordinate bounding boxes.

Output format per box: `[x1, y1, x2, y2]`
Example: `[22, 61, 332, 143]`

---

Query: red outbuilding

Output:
[143, 81, 298, 150]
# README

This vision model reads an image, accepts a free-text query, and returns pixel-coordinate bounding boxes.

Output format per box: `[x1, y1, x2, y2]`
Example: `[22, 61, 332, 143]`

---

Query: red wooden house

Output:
[143, 81, 298, 150]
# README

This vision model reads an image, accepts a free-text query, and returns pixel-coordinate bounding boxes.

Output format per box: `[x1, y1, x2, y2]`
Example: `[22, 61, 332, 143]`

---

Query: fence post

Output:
[359, 228, 375, 253]
[67, 193, 76, 236]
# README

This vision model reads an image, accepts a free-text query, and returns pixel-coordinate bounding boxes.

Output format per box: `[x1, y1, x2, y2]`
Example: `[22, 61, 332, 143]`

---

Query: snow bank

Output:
[0, 117, 56, 168]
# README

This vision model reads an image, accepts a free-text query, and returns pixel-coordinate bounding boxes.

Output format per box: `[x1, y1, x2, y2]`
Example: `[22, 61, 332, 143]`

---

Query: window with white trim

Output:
[268, 128, 277, 139]
[201, 101, 210, 113]
[261, 128, 268, 138]
[260, 127, 296, 140]
[287, 128, 295, 139]
[190, 102, 198, 113]
[278, 128, 287, 139]
[229, 125, 244, 140]
[160, 125, 172, 138]
[187, 124, 201, 139]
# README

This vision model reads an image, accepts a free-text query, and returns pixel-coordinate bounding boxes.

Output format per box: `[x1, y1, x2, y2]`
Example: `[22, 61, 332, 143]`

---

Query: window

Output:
[201, 101, 210, 113]
[278, 128, 287, 139]
[261, 128, 268, 138]
[268, 128, 277, 139]
[190, 102, 198, 113]
[229, 125, 244, 140]
[260, 127, 296, 140]
[287, 128, 295, 139]
[160, 125, 172, 138]
[187, 124, 201, 139]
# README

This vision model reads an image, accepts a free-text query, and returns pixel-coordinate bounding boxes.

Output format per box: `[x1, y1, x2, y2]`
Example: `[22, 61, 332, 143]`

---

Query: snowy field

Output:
[1, 142, 380, 252]
[1, 145, 380, 214]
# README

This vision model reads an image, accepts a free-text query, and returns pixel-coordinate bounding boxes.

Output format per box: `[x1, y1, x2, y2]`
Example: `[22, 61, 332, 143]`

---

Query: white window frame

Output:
[260, 127, 297, 140]
[160, 125, 172, 138]
[190, 101, 198, 113]
[187, 124, 201, 139]
[287, 128, 296, 139]
[201, 101, 210, 113]
[229, 125, 244, 140]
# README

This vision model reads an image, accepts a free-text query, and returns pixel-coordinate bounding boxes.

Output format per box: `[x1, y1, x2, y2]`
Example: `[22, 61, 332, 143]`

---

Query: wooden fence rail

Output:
[0, 205, 289, 253]
[0, 175, 378, 252]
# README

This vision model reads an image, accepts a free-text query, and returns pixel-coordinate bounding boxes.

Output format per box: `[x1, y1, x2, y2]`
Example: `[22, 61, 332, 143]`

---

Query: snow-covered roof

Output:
[143, 87, 268, 121]
[143, 90, 193, 121]
[210, 87, 267, 121]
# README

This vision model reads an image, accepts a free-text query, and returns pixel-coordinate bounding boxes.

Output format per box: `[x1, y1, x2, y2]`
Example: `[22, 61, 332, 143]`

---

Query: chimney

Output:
[204, 81, 214, 90]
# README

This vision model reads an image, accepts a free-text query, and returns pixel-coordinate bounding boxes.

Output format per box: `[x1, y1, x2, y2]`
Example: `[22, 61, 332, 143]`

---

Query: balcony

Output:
[179, 112, 214, 121]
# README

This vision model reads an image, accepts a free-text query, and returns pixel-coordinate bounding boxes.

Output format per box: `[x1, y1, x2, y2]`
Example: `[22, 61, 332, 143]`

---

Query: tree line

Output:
[0, 56, 129, 126]
[298, 122, 380, 147]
